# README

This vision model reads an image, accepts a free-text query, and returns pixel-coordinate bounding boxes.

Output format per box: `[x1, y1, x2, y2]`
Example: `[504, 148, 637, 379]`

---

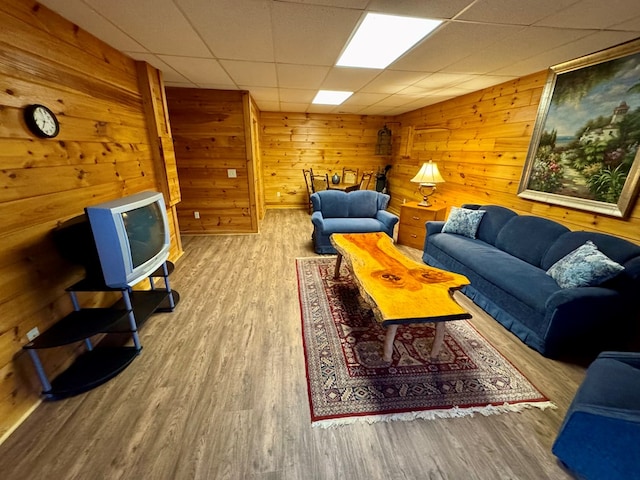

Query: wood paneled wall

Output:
[390, 72, 640, 244]
[0, 0, 182, 441]
[260, 112, 395, 208]
[166, 88, 259, 234]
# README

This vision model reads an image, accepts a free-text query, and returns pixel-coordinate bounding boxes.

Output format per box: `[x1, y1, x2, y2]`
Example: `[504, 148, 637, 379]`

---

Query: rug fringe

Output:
[312, 401, 557, 428]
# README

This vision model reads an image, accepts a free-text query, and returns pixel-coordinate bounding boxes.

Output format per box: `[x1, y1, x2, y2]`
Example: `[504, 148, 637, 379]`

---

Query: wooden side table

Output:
[397, 202, 446, 249]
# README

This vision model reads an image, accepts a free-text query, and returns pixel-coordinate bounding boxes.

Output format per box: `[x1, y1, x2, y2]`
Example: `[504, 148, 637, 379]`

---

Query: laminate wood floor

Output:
[0, 209, 587, 479]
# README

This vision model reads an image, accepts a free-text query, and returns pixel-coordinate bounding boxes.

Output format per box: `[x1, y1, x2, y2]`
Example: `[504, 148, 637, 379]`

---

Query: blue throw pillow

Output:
[441, 206, 486, 239]
[546, 240, 624, 289]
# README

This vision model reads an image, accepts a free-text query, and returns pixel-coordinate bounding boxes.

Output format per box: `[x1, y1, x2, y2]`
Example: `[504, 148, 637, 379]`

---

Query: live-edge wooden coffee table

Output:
[331, 232, 471, 362]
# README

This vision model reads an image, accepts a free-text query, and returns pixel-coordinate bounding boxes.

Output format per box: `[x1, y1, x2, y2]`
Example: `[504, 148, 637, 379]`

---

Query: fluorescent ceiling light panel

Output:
[337, 13, 442, 69]
[312, 90, 353, 105]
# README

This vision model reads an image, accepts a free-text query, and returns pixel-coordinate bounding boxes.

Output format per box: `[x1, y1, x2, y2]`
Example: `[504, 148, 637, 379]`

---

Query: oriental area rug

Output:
[296, 256, 555, 428]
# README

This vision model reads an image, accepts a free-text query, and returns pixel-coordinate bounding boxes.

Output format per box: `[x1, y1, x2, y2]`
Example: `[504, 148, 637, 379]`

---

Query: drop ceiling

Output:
[38, 0, 640, 115]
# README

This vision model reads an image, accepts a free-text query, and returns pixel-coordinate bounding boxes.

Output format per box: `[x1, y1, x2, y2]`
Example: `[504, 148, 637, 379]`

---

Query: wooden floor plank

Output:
[0, 209, 583, 479]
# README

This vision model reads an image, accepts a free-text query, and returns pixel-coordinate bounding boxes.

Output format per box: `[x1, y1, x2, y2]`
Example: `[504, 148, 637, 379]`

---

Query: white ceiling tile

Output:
[38, 0, 146, 52]
[254, 100, 281, 112]
[375, 94, 425, 107]
[292, 0, 369, 7]
[392, 21, 523, 72]
[445, 26, 596, 74]
[276, 64, 330, 89]
[610, 14, 640, 32]
[84, 0, 211, 56]
[271, 2, 362, 65]
[176, 0, 275, 61]
[491, 31, 640, 76]
[453, 74, 518, 91]
[536, 0, 640, 29]
[360, 70, 430, 94]
[278, 89, 316, 103]
[341, 92, 391, 105]
[320, 67, 381, 91]
[366, 0, 474, 18]
[158, 56, 235, 86]
[413, 73, 476, 89]
[219, 60, 278, 87]
[458, 0, 578, 25]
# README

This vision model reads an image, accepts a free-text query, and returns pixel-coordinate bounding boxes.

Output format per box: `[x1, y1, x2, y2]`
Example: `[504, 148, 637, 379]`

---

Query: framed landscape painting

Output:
[518, 39, 640, 217]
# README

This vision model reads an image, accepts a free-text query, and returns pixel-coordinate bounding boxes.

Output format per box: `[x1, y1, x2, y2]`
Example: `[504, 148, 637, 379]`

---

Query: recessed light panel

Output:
[312, 90, 353, 105]
[337, 13, 442, 69]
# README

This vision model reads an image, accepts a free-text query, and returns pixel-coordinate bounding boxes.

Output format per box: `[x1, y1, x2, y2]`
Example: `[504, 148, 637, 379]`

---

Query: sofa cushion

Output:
[542, 231, 640, 271]
[495, 216, 570, 267]
[547, 241, 625, 289]
[311, 189, 348, 218]
[320, 218, 385, 234]
[441, 206, 485, 238]
[347, 190, 380, 218]
[429, 233, 560, 315]
[476, 205, 518, 245]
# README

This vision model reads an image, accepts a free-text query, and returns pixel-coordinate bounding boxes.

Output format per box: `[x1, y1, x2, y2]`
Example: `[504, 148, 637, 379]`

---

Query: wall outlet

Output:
[227, 169, 237, 178]
[194, 211, 200, 219]
[27, 327, 39, 341]
[277, 192, 281, 197]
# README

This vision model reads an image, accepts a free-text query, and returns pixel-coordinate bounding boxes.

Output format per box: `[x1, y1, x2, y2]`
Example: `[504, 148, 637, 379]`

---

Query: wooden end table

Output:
[331, 232, 471, 362]
[397, 202, 446, 249]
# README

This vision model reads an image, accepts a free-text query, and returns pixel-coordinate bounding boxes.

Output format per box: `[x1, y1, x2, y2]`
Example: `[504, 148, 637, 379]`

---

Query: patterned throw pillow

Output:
[441, 206, 486, 239]
[546, 240, 625, 289]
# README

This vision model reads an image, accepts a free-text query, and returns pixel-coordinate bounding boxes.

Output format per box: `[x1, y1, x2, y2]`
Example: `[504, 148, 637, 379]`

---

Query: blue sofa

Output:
[310, 190, 398, 254]
[422, 204, 640, 358]
[552, 351, 640, 479]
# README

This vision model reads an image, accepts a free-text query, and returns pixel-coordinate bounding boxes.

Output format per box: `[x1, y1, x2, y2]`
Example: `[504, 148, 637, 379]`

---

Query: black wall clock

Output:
[24, 104, 60, 138]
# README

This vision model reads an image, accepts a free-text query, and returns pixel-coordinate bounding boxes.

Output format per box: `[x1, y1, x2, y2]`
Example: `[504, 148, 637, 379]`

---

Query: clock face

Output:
[24, 104, 60, 138]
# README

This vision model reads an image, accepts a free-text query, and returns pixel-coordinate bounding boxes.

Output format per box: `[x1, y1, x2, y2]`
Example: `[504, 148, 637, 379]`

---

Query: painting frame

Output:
[518, 38, 640, 218]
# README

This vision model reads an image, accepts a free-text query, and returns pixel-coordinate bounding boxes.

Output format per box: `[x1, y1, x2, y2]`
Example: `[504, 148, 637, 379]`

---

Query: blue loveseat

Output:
[422, 204, 640, 358]
[310, 190, 398, 254]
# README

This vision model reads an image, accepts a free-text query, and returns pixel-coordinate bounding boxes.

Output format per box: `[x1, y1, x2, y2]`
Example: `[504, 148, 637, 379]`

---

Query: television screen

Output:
[122, 202, 166, 268]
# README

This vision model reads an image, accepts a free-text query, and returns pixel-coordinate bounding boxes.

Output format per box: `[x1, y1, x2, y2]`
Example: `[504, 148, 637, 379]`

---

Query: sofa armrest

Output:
[597, 351, 640, 368]
[375, 210, 399, 231]
[311, 211, 325, 229]
[543, 287, 635, 354]
[426, 221, 445, 236]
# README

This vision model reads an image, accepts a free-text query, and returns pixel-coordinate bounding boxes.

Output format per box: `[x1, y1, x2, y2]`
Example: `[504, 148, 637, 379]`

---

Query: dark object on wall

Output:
[24, 104, 60, 138]
[375, 125, 392, 155]
[376, 165, 392, 193]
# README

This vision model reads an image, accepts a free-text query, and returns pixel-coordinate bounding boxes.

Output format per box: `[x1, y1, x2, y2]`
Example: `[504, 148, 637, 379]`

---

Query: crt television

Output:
[54, 191, 171, 289]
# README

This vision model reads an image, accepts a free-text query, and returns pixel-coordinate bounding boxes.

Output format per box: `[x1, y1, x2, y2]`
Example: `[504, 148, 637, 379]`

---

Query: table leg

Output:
[431, 322, 446, 358]
[383, 324, 398, 362]
[334, 253, 343, 279]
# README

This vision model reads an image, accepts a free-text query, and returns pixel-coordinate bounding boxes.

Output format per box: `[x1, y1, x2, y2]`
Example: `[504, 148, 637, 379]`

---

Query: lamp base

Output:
[417, 199, 433, 207]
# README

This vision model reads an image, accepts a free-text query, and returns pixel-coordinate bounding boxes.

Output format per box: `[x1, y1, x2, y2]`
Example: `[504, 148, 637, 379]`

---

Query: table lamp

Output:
[410, 161, 445, 207]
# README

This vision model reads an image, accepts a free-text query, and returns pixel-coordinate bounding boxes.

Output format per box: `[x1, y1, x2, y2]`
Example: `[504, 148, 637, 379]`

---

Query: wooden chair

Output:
[342, 168, 359, 185]
[302, 169, 313, 213]
[359, 171, 373, 190]
[310, 168, 329, 193]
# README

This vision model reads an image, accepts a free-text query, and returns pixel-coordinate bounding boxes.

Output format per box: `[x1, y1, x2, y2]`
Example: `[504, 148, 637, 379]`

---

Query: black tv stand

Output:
[23, 261, 179, 400]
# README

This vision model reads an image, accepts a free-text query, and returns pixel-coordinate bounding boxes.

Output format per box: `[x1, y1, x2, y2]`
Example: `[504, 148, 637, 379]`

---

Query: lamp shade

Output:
[410, 161, 445, 185]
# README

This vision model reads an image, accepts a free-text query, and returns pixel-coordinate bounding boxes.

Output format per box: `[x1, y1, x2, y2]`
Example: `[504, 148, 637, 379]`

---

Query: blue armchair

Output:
[552, 351, 640, 480]
[310, 190, 399, 254]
